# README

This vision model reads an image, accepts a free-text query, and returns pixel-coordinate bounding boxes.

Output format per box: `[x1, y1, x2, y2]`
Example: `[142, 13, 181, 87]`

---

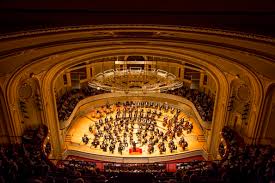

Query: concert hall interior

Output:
[0, 0, 275, 182]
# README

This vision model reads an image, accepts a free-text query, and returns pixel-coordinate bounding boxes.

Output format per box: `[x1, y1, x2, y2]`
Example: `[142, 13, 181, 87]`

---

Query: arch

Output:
[41, 46, 228, 159]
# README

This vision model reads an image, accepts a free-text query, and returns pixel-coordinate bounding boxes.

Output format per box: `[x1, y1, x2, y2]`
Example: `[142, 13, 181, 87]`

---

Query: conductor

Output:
[132, 141, 137, 152]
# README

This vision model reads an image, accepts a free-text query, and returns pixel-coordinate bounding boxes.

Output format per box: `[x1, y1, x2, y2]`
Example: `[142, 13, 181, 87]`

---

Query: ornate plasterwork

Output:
[18, 83, 32, 100]
[236, 84, 251, 103]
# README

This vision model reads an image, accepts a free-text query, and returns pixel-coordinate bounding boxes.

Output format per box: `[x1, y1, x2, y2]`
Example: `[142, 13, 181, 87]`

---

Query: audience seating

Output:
[1, 123, 274, 182]
[164, 86, 214, 122]
[56, 86, 108, 121]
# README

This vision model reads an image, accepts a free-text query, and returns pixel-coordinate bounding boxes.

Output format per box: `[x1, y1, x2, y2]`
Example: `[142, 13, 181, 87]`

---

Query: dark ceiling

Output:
[1, 0, 275, 36]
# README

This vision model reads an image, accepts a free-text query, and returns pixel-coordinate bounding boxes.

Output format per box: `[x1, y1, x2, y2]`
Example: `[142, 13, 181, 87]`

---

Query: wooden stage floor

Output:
[66, 104, 207, 159]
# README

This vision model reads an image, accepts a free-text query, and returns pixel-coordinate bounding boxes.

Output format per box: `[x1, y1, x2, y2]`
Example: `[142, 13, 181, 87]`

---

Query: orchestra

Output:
[81, 101, 192, 155]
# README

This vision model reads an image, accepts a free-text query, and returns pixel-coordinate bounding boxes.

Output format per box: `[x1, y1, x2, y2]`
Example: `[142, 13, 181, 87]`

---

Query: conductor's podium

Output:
[129, 147, 142, 155]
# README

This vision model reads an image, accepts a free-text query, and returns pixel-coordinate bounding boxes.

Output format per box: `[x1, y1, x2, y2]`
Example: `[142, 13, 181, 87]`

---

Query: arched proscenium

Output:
[42, 47, 226, 159]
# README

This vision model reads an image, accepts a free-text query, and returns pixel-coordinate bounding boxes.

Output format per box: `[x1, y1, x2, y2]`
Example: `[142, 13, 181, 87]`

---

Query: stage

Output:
[65, 103, 208, 162]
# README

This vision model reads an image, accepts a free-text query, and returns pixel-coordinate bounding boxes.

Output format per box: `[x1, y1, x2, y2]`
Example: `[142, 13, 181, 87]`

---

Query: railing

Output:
[89, 68, 183, 93]
[62, 148, 206, 163]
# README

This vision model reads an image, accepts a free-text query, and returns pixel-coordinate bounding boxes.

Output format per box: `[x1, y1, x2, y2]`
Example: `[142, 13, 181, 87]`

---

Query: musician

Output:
[153, 137, 159, 145]
[129, 110, 133, 119]
[130, 119, 134, 126]
[91, 137, 99, 148]
[149, 124, 155, 131]
[163, 134, 168, 142]
[140, 112, 144, 118]
[176, 127, 183, 137]
[149, 135, 154, 141]
[141, 101, 144, 107]
[179, 137, 188, 150]
[158, 131, 164, 139]
[163, 115, 168, 127]
[170, 132, 176, 140]
[109, 143, 115, 154]
[142, 132, 147, 139]
[82, 134, 89, 144]
[136, 129, 142, 137]
[171, 107, 175, 114]
[123, 138, 128, 147]
[118, 142, 124, 155]
[158, 141, 166, 154]
[123, 132, 127, 139]
[157, 111, 162, 118]
[106, 101, 110, 109]
[115, 113, 119, 120]
[104, 125, 109, 132]
[168, 140, 177, 153]
[164, 102, 169, 112]
[159, 103, 163, 110]
[142, 138, 148, 146]
[95, 122, 100, 130]
[100, 141, 108, 152]
[134, 110, 138, 119]
[154, 128, 159, 136]
[99, 118, 103, 126]
[89, 125, 93, 132]
[167, 119, 172, 129]
[104, 134, 109, 141]
[187, 122, 193, 134]
[122, 109, 126, 119]
[98, 129, 103, 137]
[130, 136, 133, 144]
[154, 102, 159, 109]
[147, 142, 154, 154]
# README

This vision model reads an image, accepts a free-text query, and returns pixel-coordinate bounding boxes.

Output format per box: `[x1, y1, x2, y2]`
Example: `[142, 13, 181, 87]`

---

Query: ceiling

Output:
[0, 0, 275, 36]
